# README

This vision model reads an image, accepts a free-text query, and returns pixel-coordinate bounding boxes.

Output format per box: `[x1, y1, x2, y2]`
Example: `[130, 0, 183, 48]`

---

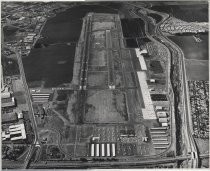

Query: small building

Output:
[150, 79, 156, 83]
[162, 123, 168, 127]
[111, 143, 116, 157]
[17, 112, 24, 119]
[154, 146, 167, 149]
[155, 106, 163, 110]
[2, 131, 10, 141]
[158, 118, 168, 123]
[153, 138, 168, 141]
[157, 111, 168, 118]
[150, 127, 167, 130]
[142, 137, 148, 142]
[91, 144, 95, 157]
[96, 144, 100, 157]
[101, 144, 105, 157]
[153, 141, 169, 145]
[107, 144, 110, 157]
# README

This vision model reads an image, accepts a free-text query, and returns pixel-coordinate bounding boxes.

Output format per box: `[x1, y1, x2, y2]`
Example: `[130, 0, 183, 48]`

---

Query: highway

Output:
[13, 49, 40, 169]
[30, 156, 190, 169]
[126, 2, 199, 168]
[151, 7, 199, 168]
[155, 19, 199, 168]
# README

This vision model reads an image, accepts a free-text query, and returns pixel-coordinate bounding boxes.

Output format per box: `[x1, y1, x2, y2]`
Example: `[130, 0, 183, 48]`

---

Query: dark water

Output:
[147, 13, 162, 23]
[3, 26, 18, 42]
[121, 18, 146, 38]
[23, 5, 118, 88]
[151, 4, 208, 22]
[169, 34, 209, 60]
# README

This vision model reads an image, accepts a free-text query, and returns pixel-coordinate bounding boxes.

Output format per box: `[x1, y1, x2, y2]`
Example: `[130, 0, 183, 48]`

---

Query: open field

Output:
[84, 90, 128, 123]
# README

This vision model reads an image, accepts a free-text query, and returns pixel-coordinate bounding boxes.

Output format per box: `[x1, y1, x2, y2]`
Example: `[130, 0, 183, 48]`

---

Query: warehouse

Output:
[2, 113, 18, 124]
[137, 71, 156, 119]
[135, 48, 147, 70]
[1, 97, 16, 108]
[158, 118, 169, 123]
[157, 111, 168, 118]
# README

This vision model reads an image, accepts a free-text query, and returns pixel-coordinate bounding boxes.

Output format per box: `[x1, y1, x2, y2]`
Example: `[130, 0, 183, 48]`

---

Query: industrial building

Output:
[157, 111, 168, 118]
[1, 92, 11, 99]
[137, 71, 156, 119]
[2, 123, 26, 141]
[2, 112, 24, 124]
[158, 118, 169, 123]
[31, 93, 50, 103]
[90, 143, 116, 157]
[2, 112, 18, 124]
[1, 97, 16, 108]
[135, 48, 147, 70]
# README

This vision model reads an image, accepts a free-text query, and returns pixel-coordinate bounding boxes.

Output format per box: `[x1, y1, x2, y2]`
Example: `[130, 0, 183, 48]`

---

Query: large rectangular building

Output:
[1, 97, 15, 108]
[2, 113, 18, 124]
[137, 71, 156, 119]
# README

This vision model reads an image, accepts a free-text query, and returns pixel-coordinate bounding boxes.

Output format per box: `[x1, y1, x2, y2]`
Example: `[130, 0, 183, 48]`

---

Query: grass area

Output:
[126, 89, 144, 122]
[115, 71, 124, 88]
[87, 72, 108, 88]
[89, 50, 107, 66]
[125, 72, 136, 87]
[84, 90, 128, 123]
[194, 138, 209, 154]
[123, 59, 134, 71]
[185, 59, 209, 81]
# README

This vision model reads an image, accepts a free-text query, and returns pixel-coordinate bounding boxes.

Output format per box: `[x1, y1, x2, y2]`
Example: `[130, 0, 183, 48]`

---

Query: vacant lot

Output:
[84, 90, 128, 123]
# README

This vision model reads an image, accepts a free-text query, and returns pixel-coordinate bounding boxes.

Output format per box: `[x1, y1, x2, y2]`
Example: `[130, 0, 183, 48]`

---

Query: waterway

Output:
[169, 34, 209, 61]
[23, 5, 118, 88]
[151, 4, 208, 22]
[169, 34, 208, 81]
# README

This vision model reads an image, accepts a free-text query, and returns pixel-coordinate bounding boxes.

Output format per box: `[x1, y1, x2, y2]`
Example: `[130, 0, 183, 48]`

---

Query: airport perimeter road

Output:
[14, 49, 40, 169]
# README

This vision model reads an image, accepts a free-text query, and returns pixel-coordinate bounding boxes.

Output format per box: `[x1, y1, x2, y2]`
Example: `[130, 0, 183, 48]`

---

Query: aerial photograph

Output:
[1, 0, 209, 169]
